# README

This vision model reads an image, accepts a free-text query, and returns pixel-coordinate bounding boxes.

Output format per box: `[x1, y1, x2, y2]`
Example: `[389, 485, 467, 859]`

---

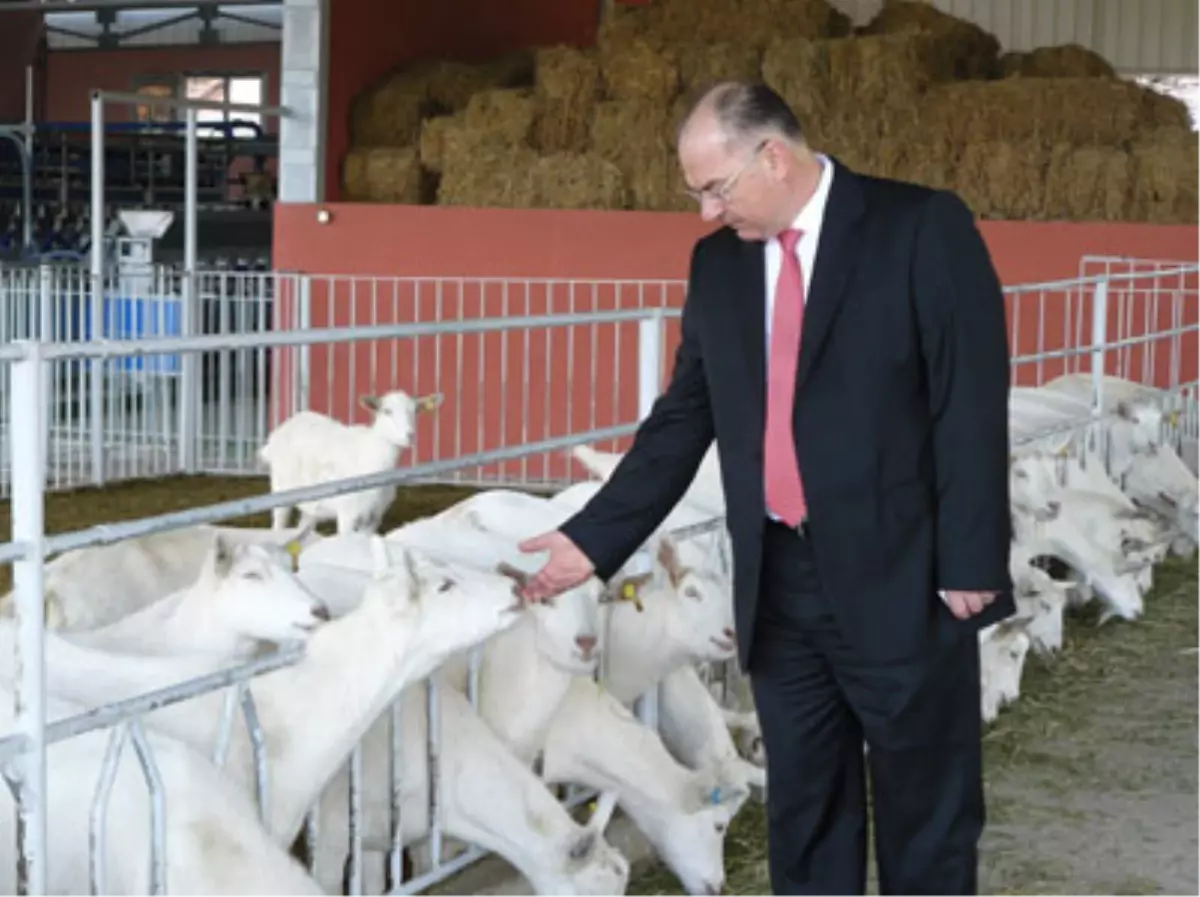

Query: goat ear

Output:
[416, 392, 444, 413]
[359, 394, 380, 413]
[495, 561, 530, 586]
[655, 537, 685, 588]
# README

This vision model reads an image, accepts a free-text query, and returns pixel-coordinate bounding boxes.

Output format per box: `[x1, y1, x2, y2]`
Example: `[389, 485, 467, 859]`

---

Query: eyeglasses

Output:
[683, 140, 767, 205]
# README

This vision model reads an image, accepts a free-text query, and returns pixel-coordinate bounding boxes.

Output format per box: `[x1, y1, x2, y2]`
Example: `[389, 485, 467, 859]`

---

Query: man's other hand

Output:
[943, 589, 998, 620]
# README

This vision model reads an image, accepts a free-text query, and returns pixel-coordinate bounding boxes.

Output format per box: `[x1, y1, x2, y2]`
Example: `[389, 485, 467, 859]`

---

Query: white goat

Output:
[978, 616, 1033, 724]
[571, 443, 726, 518]
[260, 389, 443, 534]
[0, 688, 324, 895]
[59, 535, 330, 660]
[656, 664, 767, 793]
[313, 676, 632, 896]
[22, 540, 530, 848]
[537, 676, 749, 896]
[1012, 489, 1157, 622]
[0, 522, 320, 632]
[1009, 543, 1070, 654]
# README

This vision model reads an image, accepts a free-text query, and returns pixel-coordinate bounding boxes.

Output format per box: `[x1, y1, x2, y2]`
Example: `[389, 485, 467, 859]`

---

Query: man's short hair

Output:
[685, 81, 805, 148]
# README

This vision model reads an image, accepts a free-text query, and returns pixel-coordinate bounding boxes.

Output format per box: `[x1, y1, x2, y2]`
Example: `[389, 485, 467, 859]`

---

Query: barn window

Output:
[183, 74, 266, 140]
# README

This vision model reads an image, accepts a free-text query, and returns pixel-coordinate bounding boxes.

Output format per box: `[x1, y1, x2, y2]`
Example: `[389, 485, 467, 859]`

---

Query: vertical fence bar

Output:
[10, 339, 48, 895]
[635, 311, 664, 731]
[179, 108, 199, 474]
[89, 92, 106, 487]
[1089, 278, 1110, 464]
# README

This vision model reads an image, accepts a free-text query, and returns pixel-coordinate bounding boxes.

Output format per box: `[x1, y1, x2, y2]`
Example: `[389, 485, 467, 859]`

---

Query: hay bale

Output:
[1043, 144, 1132, 221]
[827, 32, 940, 109]
[590, 99, 676, 210]
[762, 37, 832, 140]
[953, 140, 1049, 219]
[857, 0, 1000, 79]
[732, 0, 843, 49]
[420, 53, 535, 113]
[437, 142, 538, 208]
[1000, 44, 1117, 79]
[349, 51, 535, 147]
[598, 38, 681, 105]
[532, 45, 602, 153]
[530, 153, 627, 210]
[675, 41, 763, 93]
[349, 72, 430, 147]
[342, 147, 423, 204]
[873, 137, 957, 192]
[1129, 131, 1200, 224]
[918, 79, 1174, 147]
[464, 87, 536, 144]
[417, 113, 464, 173]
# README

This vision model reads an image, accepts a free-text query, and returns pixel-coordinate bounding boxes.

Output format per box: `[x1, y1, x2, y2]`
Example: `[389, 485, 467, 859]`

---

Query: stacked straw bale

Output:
[343, 0, 1198, 223]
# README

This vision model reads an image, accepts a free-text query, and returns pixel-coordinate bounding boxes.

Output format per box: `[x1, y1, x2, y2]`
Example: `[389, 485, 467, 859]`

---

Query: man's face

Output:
[678, 114, 774, 241]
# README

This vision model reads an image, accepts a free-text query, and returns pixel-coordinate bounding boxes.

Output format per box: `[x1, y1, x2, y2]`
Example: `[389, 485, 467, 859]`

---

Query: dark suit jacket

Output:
[559, 158, 1016, 670]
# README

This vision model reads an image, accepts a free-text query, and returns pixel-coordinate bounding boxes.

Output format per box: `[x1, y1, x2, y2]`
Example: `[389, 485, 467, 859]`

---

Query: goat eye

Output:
[715, 822, 726, 834]
[245, 570, 264, 581]
[438, 578, 454, 593]
[685, 586, 701, 599]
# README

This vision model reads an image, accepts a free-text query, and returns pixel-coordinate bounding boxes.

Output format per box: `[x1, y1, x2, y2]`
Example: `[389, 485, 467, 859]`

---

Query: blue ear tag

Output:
[710, 786, 722, 804]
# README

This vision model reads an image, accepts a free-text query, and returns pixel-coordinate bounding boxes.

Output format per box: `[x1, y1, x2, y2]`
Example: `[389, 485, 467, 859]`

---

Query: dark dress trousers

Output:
[558, 158, 1015, 895]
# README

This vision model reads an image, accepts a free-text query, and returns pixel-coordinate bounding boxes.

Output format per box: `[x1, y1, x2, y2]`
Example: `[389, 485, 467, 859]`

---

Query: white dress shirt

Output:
[763, 154, 833, 524]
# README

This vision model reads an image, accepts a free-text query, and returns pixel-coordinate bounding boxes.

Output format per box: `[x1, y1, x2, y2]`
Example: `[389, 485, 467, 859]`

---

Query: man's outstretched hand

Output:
[516, 530, 595, 602]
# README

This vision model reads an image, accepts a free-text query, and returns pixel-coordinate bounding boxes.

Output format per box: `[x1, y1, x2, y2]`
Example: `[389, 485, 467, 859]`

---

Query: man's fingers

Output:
[518, 531, 554, 553]
[945, 593, 970, 620]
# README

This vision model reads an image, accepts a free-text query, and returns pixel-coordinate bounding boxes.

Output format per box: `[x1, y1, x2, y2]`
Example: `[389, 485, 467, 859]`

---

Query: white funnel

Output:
[119, 209, 174, 239]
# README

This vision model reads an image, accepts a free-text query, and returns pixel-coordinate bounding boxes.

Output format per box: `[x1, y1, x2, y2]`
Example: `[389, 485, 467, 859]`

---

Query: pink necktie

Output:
[764, 228, 808, 527]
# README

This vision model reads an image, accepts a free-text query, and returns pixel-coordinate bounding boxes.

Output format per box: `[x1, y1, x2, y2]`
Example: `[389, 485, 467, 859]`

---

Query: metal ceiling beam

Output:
[0, 0, 279, 12]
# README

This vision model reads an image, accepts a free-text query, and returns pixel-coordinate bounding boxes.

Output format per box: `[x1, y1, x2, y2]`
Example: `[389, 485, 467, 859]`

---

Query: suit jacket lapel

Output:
[736, 237, 767, 427]
[797, 159, 866, 389]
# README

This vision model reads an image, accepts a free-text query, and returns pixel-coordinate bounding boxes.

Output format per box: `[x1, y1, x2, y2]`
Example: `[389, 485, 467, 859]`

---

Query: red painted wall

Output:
[42, 44, 280, 127]
[0, 13, 44, 122]
[270, 204, 1199, 482]
[324, 0, 599, 202]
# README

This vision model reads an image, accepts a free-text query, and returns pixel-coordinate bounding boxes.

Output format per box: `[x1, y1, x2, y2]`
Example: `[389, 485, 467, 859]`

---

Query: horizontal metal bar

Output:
[1001, 265, 1199, 294]
[0, 645, 303, 766]
[0, 308, 677, 363]
[92, 89, 289, 118]
[0, 0, 276, 9]
[0, 423, 640, 565]
[1010, 324, 1200, 366]
[394, 844, 492, 895]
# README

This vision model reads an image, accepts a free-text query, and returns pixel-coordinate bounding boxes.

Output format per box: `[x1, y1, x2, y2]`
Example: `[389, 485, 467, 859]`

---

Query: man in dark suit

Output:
[517, 81, 1014, 895]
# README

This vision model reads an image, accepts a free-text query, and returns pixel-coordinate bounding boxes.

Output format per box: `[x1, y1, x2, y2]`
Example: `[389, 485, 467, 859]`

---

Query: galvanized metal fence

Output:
[0, 305, 680, 895]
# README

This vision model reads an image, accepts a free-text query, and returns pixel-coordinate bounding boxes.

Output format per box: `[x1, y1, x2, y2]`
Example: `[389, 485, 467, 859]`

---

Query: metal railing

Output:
[0, 305, 677, 895]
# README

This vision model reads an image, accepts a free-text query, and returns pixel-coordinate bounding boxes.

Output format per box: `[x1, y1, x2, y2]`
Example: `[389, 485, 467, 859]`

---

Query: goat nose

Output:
[312, 604, 331, 622]
[723, 627, 735, 640]
[706, 881, 725, 895]
[575, 634, 597, 656]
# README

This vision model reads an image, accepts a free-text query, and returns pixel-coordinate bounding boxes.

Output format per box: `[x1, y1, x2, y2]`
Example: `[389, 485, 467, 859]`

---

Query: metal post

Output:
[637, 311, 664, 421]
[297, 275, 312, 415]
[22, 65, 34, 254]
[10, 340, 48, 896]
[635, 311, 664, 732]
[89, 91, 106, 486]
[1090, 278, 1109, 466]
[179, 108, 199, 473]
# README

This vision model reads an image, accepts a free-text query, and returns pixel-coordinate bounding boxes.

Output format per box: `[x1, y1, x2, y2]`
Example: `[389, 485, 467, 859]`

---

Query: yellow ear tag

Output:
[285, 540, 303, 571]
[620, 581, 644, 612]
